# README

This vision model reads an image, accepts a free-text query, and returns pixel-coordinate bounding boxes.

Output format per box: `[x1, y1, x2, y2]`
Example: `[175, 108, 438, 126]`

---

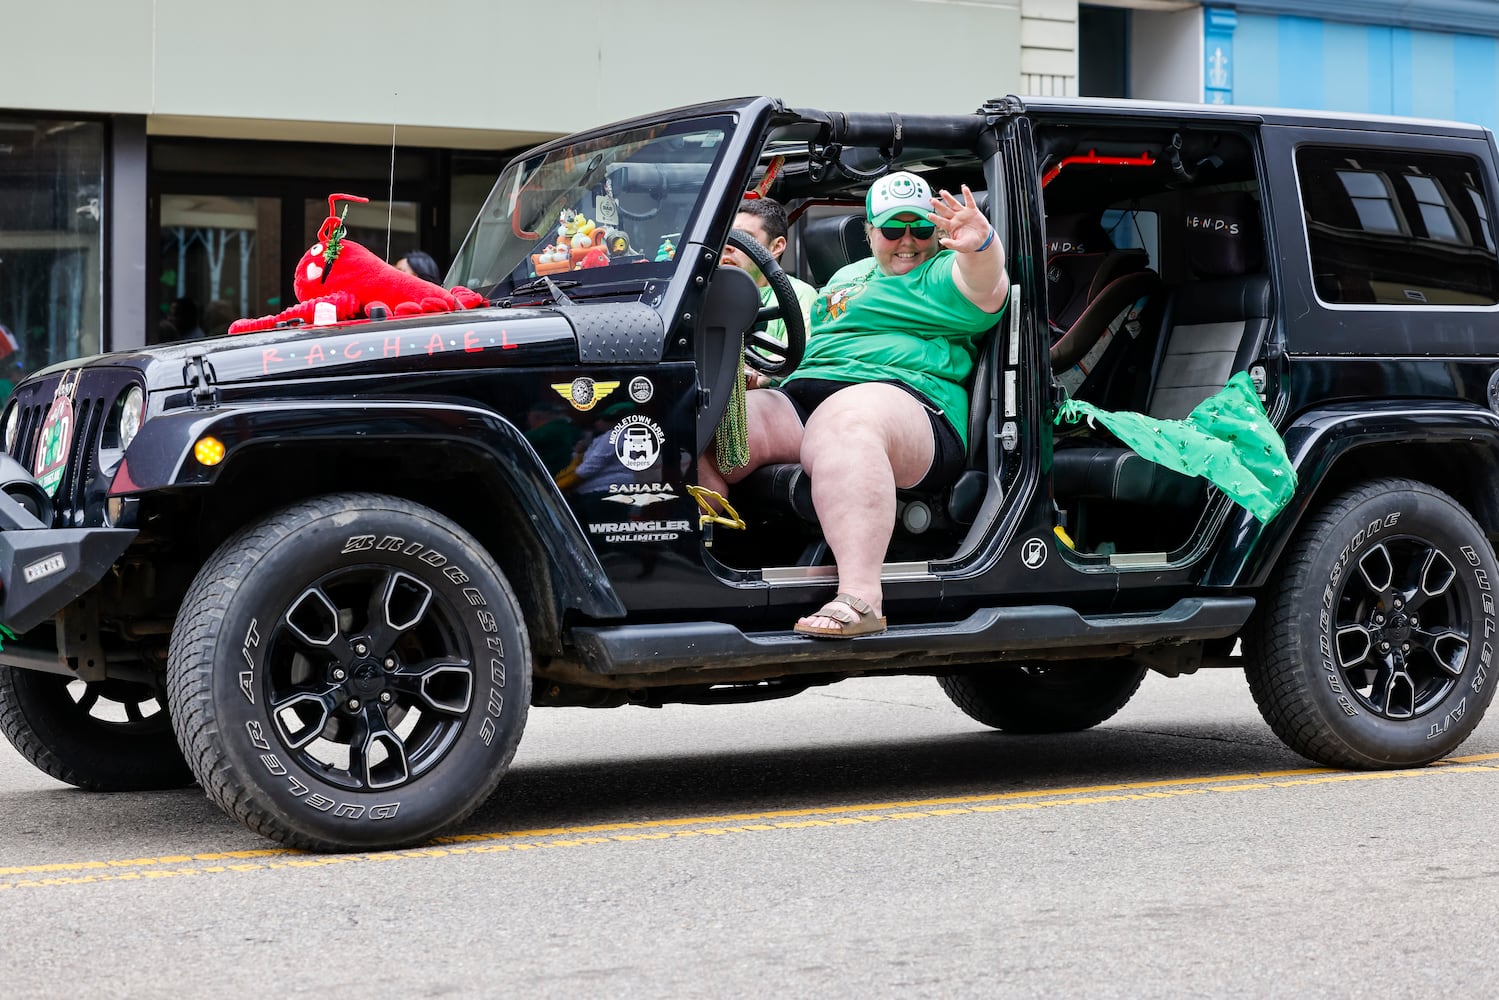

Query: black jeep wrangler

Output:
[3, 95, 1498, 851]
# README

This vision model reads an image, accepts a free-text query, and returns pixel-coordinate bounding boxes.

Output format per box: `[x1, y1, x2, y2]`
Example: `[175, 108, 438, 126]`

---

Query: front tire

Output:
[1244, 478, 1498, 769]
[938, 661, 1148, 733]
[168, 493, 530, 851]
[0, 668, 194, 791]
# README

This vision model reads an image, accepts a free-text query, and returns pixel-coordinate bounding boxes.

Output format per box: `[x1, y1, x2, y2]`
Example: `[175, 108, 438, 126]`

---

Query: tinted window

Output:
[1297, 146, 1499, 306]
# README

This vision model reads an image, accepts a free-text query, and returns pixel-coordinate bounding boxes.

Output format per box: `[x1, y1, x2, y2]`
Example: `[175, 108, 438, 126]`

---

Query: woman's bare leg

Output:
[795, 384, 935, 630]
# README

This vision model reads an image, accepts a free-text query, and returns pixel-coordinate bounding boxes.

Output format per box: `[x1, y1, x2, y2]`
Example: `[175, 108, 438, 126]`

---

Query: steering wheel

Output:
[725, 228, 807, 379]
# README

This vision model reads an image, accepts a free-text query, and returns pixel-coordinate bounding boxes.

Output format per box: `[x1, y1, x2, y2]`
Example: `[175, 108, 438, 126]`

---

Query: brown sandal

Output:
[793, 593, 887, 639]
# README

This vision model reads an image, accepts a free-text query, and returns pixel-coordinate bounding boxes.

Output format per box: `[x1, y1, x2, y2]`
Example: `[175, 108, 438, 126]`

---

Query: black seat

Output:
[1044, 212, 1159, 372]
[802, 214, 871, 287]
[1052, 191, 1269, 507]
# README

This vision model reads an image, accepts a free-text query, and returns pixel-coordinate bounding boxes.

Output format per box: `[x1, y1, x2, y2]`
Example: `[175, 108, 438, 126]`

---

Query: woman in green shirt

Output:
[709, 171, 1009, 638]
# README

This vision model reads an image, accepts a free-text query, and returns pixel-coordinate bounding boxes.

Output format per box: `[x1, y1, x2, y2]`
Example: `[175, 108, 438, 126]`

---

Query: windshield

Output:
[449, 115, 734, 299]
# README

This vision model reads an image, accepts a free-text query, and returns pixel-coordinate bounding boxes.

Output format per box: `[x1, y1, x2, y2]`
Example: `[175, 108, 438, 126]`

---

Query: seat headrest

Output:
[803, 215, 871, 287]
[1045, 212, 1113, 258]
[1185, 191, 1263, 277]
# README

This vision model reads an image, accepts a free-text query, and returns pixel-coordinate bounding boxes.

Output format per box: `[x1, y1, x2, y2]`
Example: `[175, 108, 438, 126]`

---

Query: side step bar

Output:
[571, 596, 1255, 676]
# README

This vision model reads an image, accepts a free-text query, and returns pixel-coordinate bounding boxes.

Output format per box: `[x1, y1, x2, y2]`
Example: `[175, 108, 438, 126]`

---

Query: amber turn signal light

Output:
[194, 436, 226, 466]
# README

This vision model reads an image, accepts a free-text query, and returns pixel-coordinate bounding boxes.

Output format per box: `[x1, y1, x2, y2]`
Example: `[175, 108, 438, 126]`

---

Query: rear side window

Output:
[1296, 146, 1499, 306]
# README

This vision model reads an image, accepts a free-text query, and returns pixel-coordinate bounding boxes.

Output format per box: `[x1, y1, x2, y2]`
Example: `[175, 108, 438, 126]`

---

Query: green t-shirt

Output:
[757, 274, 819, 347]
[786, 250, 1001, 447]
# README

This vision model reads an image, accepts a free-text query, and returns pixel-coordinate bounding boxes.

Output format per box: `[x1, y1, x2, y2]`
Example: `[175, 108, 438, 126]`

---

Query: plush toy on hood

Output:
[229, 194, 486, 335]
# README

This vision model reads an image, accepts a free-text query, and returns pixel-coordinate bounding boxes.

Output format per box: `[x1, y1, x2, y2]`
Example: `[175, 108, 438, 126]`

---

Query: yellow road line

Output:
[4, 755, 1499, 892]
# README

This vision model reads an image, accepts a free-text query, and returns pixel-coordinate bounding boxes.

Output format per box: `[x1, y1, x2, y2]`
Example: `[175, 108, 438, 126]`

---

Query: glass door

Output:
[158, 195, 281, 339]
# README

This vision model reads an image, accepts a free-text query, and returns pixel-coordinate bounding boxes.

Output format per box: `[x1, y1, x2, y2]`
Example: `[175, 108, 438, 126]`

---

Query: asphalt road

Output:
[5, 667, 1499, 998]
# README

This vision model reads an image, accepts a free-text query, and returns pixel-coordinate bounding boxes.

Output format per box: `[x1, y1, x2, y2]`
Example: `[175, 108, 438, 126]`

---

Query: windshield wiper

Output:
[501, 276, 580, 307]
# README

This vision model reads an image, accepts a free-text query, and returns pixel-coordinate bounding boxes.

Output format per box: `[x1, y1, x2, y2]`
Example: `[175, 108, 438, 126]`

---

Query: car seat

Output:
[1051, 191, 1270, 509]
[802, 214, 871, 287]
[1044, 212, 1159, 372]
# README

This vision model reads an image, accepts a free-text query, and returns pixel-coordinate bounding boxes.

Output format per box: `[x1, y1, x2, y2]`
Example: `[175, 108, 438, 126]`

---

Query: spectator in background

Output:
[394, 250, 442, 285]
[160, 297, 205, 341]
[203, 299, 236, 338]
[524, 399, 581, 475]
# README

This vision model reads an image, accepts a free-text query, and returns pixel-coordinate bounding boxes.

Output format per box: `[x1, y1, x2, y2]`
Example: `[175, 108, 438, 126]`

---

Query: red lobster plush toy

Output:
[229, 194, 486, 335]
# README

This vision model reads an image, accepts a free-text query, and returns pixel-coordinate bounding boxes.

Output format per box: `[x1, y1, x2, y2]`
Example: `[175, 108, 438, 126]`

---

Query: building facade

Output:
[0, 0, 1026, 374]
[1074, 1, 1499, 128]
[9, 0, 1499, 382]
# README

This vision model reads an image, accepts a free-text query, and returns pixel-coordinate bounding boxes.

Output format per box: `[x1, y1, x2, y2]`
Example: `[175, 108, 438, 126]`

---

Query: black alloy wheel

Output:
[1246, 478, 1499, 768]
[169, 493, 530, 851]
[0, 668, 194, 791]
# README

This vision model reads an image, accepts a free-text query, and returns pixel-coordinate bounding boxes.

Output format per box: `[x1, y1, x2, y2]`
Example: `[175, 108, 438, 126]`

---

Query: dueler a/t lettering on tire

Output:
[167, 493, 530, 852]
[1245, 479, 1498, 769]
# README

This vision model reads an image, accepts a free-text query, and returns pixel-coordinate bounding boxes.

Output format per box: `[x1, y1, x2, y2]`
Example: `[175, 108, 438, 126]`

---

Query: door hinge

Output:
[184, 355, 220, 409]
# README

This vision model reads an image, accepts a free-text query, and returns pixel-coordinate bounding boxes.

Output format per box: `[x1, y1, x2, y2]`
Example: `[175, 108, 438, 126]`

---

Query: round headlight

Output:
[2, 404, 18, 455]
[119, 386, 145, 450]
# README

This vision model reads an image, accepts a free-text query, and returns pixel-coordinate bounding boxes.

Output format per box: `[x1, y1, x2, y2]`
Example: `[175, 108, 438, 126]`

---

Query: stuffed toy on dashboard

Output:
[229, 194, 486, 334]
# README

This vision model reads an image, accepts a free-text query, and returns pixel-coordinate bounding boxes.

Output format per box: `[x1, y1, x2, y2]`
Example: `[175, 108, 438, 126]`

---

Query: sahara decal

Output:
[603, 482, 677, 507]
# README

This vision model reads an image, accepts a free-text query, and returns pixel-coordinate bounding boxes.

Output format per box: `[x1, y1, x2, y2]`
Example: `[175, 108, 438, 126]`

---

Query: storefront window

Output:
[159, 195, 280, 339]
[0, 118, 104, 392]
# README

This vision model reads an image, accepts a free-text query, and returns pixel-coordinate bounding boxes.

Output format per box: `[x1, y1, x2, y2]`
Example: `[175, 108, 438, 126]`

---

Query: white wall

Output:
[1021, 0, 1079, 97]
[1, 0, 1023, 146]
[1130, 7, 1202, 104]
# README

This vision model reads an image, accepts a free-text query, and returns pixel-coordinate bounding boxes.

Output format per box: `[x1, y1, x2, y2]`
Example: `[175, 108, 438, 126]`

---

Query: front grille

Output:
[5, 370, 133, 528]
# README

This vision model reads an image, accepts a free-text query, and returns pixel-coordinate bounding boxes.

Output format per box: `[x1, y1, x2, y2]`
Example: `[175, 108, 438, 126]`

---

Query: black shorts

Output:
[772, 378, 965, 492]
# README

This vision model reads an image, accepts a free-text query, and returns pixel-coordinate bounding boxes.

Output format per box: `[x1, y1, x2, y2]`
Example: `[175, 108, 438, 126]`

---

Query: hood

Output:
[51, 307, 584, 391]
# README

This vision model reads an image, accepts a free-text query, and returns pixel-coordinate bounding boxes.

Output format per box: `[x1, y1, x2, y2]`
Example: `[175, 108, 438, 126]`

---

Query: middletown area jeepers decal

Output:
[610, 415, 664, 471]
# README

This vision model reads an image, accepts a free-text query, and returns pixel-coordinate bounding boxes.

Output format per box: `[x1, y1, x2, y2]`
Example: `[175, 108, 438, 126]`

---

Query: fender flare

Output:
[112, 399, 626, 619]
[1202, 401, 1499, 588]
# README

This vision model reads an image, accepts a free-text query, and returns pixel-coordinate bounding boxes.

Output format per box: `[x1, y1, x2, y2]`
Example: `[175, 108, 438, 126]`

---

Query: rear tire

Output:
[938, 661, 1148, 733]
[168, 493, 530, 851]
[0, 668, 194, 791]
[1244, 478, 1498, 769]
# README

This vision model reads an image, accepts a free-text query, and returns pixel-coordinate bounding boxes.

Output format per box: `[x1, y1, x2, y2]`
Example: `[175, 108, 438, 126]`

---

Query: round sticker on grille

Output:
[33, 393, 74, 497]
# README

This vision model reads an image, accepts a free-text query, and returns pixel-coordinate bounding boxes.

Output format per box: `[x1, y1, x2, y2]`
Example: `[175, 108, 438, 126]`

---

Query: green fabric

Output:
[757, 275, 819, 348]
[786, 250, 1001, 448]
[1054, 371, 1297, 523]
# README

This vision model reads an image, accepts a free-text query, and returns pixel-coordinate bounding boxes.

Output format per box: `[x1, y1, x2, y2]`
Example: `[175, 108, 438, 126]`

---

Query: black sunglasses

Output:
[876, 222, 936, 241]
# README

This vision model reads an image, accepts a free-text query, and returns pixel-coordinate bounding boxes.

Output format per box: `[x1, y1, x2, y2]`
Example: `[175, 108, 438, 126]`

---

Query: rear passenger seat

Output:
[1051, 191, 1271, 507]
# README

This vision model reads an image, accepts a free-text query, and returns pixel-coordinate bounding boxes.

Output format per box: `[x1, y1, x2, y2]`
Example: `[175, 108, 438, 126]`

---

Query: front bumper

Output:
[0, 454, 134, 635]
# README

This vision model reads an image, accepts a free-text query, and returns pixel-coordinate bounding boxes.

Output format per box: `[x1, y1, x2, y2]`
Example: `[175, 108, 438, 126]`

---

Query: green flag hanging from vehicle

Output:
[1054, 371, 1297, 523]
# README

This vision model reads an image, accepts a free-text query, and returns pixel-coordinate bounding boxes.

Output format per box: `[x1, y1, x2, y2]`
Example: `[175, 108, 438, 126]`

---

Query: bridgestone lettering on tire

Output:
[167, 493, 530, 851]
[1245, 478, 1498, 769]
[938, 661, 1148, 733]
